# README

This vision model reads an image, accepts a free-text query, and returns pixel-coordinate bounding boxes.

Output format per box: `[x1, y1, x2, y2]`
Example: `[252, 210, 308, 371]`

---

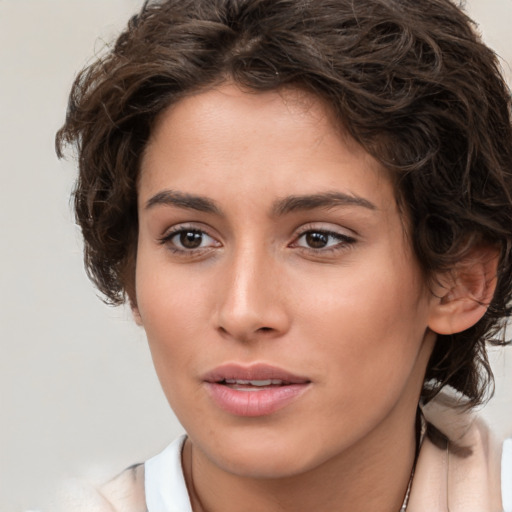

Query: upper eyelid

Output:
[160, 222, 216, 239]
[294, 222, 357, 238]
[297, 230, 354, 240]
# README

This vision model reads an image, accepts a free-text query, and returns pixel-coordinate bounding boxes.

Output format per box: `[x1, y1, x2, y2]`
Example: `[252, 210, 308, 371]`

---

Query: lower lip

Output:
[204, 382, 310, 417]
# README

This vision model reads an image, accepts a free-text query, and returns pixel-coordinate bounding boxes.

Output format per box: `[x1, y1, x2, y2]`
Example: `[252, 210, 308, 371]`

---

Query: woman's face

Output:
[135, 83, 438, 478]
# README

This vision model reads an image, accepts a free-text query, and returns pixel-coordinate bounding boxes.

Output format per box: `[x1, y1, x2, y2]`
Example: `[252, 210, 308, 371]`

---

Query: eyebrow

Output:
[145, 190, 221, 214]
[272, 191, 376, 216]
[144, 189, 376, 217]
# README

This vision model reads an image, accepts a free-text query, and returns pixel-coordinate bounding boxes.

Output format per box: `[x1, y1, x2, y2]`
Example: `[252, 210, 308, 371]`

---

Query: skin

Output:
[135, 83, 442, 512]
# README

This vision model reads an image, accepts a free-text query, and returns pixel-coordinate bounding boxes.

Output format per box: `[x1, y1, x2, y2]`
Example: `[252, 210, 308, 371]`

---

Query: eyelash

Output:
[158, 225, 220, 256]
[158, 225, 357, 257]
[291, 228, 356, 254]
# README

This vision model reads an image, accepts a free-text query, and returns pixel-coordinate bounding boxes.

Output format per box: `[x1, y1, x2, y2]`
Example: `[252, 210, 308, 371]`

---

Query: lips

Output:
[203, 364, 311, 417]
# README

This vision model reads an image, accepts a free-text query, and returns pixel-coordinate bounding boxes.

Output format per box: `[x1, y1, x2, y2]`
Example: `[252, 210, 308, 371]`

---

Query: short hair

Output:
[56, 0, 512, 407]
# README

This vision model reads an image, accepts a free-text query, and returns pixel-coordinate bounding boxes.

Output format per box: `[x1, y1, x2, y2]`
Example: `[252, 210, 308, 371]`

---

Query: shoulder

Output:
[100, 463, 147, 512]
[54, 464, 146, 512]
[409, 393, 504, 512]
[51, 436, 188, 512]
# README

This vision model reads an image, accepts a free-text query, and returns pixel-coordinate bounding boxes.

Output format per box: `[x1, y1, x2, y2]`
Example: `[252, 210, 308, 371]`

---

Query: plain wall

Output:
[0, 1, 510, 510]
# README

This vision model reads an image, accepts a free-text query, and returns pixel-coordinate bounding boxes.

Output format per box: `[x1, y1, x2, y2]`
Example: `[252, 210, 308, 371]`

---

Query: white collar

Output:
[145, 435, 192, 512]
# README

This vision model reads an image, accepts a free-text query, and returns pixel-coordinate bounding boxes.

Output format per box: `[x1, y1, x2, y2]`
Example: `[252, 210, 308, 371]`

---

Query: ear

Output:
[428, 246, 499, 335]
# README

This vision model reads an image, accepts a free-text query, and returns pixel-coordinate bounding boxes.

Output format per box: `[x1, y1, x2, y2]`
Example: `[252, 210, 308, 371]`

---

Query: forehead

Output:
[139, 83, 396, 214]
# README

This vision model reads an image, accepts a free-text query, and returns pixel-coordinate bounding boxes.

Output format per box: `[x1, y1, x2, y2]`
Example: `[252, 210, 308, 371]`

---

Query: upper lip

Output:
[202, 363, 311, 384]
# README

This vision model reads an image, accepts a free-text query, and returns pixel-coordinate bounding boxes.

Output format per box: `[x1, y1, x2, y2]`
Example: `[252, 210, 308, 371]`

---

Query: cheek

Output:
[135, 252, 203, 364]
[136, 275, 205, 413]
[295, 257, 430, 385]
[135, 237, 210, 324]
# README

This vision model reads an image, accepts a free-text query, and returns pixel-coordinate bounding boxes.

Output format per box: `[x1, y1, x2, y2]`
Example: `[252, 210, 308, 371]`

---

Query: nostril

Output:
[257, 327, 273, 333]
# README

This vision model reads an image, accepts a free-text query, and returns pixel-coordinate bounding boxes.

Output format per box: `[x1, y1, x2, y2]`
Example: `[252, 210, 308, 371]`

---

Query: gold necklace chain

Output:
[399, 466, 416, 512]
[400, 408, 427, 512]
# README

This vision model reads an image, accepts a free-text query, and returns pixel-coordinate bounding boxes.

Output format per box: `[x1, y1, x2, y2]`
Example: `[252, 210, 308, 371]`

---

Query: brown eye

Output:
[305, 232, 329, 249]
[161, 227, 220, 253]
[179, 230, 203, 249]
[294, 229, 356, 252]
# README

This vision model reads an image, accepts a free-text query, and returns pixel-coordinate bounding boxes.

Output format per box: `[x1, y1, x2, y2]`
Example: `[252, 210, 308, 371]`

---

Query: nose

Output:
[215, 246, 291, 342]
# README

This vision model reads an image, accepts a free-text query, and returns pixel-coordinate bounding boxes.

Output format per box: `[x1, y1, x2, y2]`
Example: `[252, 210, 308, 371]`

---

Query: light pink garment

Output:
[408, 394, 503, 511]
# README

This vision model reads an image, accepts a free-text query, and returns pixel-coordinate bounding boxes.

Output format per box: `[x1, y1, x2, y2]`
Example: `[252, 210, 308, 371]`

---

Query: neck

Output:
[183, 402, 419, 512]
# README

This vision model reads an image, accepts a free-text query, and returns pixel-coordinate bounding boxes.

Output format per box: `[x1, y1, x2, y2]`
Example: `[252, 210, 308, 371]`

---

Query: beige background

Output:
[0, 1, 510, 510]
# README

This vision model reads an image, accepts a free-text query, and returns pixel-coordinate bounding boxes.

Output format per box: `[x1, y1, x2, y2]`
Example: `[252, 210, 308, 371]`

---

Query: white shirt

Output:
[145, 435, 192, 512]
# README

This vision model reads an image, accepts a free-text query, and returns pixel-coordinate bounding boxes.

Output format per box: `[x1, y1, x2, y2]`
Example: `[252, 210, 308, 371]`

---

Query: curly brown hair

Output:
[56, 0, 512, 407]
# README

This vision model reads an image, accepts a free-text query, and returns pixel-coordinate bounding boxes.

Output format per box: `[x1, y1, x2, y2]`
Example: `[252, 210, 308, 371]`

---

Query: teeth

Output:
[250, 379, 272, 386]
[224, 379, 283, 386]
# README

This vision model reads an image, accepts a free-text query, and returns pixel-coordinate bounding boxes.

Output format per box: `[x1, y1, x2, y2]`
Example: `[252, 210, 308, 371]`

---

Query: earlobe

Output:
[427, 246, 499, 335]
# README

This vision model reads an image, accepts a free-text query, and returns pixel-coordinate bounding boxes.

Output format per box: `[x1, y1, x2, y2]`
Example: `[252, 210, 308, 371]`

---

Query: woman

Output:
[56, 0, 512, 510]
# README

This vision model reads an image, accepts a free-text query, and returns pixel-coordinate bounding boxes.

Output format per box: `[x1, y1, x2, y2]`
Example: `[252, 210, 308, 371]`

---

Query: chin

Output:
[191, 426, 332, 480]
[215, 450, 314, 480]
